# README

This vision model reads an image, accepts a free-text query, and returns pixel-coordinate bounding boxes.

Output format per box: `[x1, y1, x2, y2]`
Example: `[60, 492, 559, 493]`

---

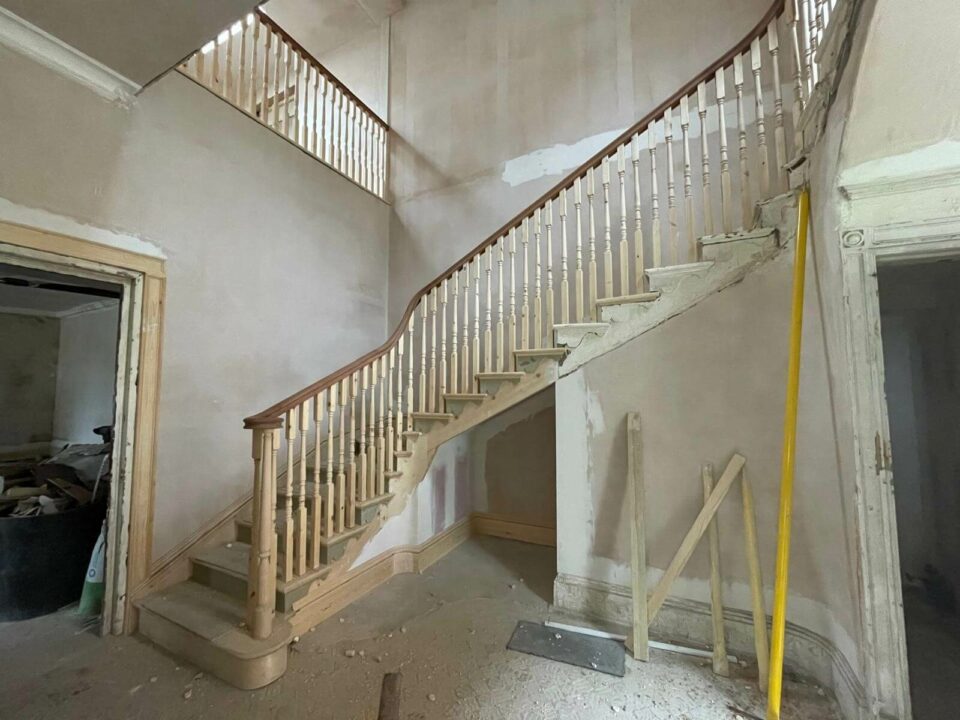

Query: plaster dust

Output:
[0, 537, 838, 720]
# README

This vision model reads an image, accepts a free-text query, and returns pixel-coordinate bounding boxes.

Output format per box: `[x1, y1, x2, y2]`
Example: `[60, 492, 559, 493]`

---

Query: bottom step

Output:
[137, 580, 290, 689]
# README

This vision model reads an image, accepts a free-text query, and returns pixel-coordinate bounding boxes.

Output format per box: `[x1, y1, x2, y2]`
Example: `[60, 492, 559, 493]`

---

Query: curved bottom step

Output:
[137, 580, 290, 689]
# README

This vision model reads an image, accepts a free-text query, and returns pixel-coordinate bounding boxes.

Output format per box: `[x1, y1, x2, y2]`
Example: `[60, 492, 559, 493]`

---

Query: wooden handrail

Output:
[243, 0, 786, 429]
[255, 9, 389, 131]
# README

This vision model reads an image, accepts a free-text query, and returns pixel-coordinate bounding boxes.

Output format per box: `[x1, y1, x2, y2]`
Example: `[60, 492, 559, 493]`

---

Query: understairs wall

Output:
[0, 47, 391, 561]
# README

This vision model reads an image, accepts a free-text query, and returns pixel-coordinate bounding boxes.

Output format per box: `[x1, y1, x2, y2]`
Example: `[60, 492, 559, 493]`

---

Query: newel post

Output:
[246, 422, 280, 639]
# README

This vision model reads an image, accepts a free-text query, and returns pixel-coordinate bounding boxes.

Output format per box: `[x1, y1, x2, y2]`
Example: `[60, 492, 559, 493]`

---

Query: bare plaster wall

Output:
[556, 246, 860, 668]
[385, 0, 771, 324]
[53, 305, 120, 445]
[0, 47, 390, 559]
[0, 313, 59, 447]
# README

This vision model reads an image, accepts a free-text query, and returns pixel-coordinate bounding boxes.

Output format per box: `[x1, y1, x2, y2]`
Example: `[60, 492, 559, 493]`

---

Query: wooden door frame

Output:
[0, 219, 164, 634]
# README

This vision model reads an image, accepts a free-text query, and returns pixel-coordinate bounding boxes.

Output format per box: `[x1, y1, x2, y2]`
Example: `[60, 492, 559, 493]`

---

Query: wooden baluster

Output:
[347, 374, 358, 528]
[311, 394, 323, 567]
[461, 267, 470, 392]
[497, 239, 505, 370]
[788, 0, 806, 132]
[367, 358, 377, 499]
[680, 96, 695, 261]
[211, 33, 222, 95]
[282, 409, 295, 581]
[734, 53, 751, 230]
[428, 287, 437, 412]
[339, 92, 348, 173]
[379, 125, 387, 198]
[377, 355, 386, 496]
[259, 28, 270, 122]
[697, 83, 715, 236]
[395, 337, 404, 456]
[247, 427, 277, 638]
[310, 68, 320, 157]
[331, 88, 340, 170]
[648, 121, 662, 267]
[752, 38, 770, 198]
[248, 17, 260, 115]
[440, 281, 448, 399]
[238, 21, 248, 108]
[325, 386, 336, 538]
[451, 272, 459, 395]
[472, 258, 481, 386]
[346, 101, 356, 178]
[508, 229, 517, 369]
[335, 380, 346, 533]
[533, 208, 543, 348]
[574, 179, 585, 321]
[806, 0, 819, 87]
[545, 200, 555, 347]
[560, 191, 570, 325]
[768, 21, 787, 184]
[296, 53, 306, 145]
[359, 115, 368, 189]
[271, 38, 282, 130]
[407, 317, 415, 433]
[369, 120, 377, 193]
[282, 44, 292, 137]
[601, 159, 613, 299]
[195, 44, 207, 85]
[521, 219, 530, 349]
[716, 67, 733, 234]
[664, 107, 679, 265]
[358, 367, 368, 504]
[419, 298, 427, 411]
[587, 169, 599, 317]
[484, 250, 493, 370]
[226, 26, 235, 101]
[631, 134, 645, 290]
[319, 76, 329, 162]
[386, 348, 395, 480]
[799, 0, 815, 100]
[296, 400, 308, 575]
[617, 147, 629, 293]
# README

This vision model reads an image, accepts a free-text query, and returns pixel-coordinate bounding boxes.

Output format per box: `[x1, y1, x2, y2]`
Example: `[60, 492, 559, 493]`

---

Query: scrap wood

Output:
[47, 477, 92, 505]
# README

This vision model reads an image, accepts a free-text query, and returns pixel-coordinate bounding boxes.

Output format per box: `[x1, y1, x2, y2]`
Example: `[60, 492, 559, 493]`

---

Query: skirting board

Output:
[553, 573, 870, 720]
[471, 512, 557, 547]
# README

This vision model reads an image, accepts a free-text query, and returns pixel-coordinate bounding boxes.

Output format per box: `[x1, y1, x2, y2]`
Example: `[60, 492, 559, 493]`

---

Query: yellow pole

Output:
[766, 188, 810, 720]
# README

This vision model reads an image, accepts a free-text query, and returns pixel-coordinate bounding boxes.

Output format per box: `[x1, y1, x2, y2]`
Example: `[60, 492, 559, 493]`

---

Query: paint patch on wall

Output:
[501, 128, 626, 187]
[585, 386, 606, 436]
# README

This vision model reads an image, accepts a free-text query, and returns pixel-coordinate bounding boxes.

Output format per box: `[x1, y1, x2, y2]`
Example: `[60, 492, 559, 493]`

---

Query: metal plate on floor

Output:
[507, 620, 625, 677]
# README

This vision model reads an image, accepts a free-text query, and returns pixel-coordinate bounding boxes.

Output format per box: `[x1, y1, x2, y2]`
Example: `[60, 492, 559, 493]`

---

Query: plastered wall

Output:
[0, 47, 391, 559]
[0, 313, 59, 447]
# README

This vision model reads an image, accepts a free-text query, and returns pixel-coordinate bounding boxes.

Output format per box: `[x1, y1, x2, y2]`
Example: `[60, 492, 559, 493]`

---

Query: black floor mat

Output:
[506, 620, 626, 677]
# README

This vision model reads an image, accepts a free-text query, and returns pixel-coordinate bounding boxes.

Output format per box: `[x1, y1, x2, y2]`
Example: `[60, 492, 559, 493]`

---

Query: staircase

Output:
[136, 0, 841, 689]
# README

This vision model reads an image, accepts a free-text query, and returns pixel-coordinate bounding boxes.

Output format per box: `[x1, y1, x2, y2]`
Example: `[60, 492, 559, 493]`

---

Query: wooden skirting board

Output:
[471, 512, 557, 547]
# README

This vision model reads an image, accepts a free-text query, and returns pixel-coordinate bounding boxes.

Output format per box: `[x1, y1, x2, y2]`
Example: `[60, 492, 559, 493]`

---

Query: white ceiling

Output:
[0, 265, 120, 316]
[1, 0, 259, 86]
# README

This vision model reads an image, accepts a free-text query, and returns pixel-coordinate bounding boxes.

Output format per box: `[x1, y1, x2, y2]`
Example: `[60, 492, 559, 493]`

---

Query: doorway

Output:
[878, 257, 960, 718]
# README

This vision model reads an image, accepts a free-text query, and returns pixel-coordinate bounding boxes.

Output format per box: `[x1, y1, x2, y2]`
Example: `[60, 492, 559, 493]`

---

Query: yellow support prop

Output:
[766, 188, 810, 720]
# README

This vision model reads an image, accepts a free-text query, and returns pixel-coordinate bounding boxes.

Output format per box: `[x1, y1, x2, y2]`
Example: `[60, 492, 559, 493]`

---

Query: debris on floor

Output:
[507, 619, 626, 677]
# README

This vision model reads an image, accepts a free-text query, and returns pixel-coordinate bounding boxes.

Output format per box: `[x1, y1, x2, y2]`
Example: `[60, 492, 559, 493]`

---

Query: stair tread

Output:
[699, 226, 775, 245]
[553, 322, 609, 330]
[138, 580, 289, 656]
[513, 348, 568, 357]
[443, 393, 487, 400]
[475, 372, 525, 380]
[411, 412, 454, 420]
[595, 292, 661, 308]
[645, 260, 714, 274]
[193, 541, 253, 579]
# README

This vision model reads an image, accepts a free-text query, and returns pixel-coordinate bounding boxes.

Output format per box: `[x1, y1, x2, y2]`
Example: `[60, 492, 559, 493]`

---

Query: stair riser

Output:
[699, 231, 778, 264]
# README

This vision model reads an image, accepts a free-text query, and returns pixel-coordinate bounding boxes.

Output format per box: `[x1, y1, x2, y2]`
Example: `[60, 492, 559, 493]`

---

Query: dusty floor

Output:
[903, 589, 960, 719]
[0, 537, 840, 719]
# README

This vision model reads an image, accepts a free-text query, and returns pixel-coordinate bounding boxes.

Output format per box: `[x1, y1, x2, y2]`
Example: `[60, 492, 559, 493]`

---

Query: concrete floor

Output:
[0, 536, 840, 719]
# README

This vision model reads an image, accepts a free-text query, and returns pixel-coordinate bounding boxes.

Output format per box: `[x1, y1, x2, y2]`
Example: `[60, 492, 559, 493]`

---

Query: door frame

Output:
[0, 219, 164, 634]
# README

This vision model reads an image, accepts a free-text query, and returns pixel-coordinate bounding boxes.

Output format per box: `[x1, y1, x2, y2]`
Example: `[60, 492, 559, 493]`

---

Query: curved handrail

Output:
[243, 0, 786, 429]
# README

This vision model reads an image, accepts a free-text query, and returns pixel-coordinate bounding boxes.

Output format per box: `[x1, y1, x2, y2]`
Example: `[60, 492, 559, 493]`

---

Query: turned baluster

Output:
[440, 282, 448, 399]
[428, 287, 437, 412]
[406, 318, 415, 433]
[282, 408, 295, 581]
[716, 67, 733, 233]
[648, 122, 662, 268]
[295, 53, 305, 145]
[331, 88, 342, 171]
[521, 220, 530, 349]
[271, 39, 282, 130]
[419, 298, 428, 412]
[484, 250, 493, 371]
[587, 169, 599, 318]
[617, 147, 629, 293]
[768, 21, 787, 183]
[631, 134, 645, 290]
[574, 179, 585, 321]
[310, 394, 323, 567]
[346, 101, 356, 179]
[347, 373, 358, 528]
[325, 386, 336, 538]
[310, 68, 320, 157]
[697, 83, 715, 236]
[211, 33, 222, 96]
[296, 400, 309, 575]
[247, 426, 278, 639]
[380, 125, 387, 198]
[395, 338, 404, 457]
[336, 380, 347, 533]
[734, 54, 751, 229]
[559, 191, 570, 325]
[226, 26, 235, 101]
[451, 273, 459, 395]
[752, 38, 770, 197]
[377, 355, 387, 496]
[601, 159, 613, 299]
[461, 267, 470, 391]
[248, 17, 260, 115]
[386, 349, 395, 482]
[319, 76, 329, 163]
[497, 240, 505, 371]
[805, 0, 819, 87]
[508, 229, 517, 370]
[367, 359, 377, 499]
[358, 367, 368, 504]
[238, 21, 248, 108]
[472, 258, 481, 386]
[282, 45, 292, 138]
[533, 209, 543, 348]
[788, 0, 806, 131]
[664, 107, 679, 265]
[259, 29, 270, 122]
[544, 200, 555, 347]
[195, 42, 207, 85]
[680, 97, 695, 260]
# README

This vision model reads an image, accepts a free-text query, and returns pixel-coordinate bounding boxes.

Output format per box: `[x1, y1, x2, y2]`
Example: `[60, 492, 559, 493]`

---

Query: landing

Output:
[0, 537, 839, 719]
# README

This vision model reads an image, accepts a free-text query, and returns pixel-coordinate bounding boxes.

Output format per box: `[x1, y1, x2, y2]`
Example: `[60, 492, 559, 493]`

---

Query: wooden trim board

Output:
[471, 512, 557, 547]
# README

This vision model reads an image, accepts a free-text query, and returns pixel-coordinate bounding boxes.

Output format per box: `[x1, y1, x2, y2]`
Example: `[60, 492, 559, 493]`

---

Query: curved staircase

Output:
[136, 0, 840, 689]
